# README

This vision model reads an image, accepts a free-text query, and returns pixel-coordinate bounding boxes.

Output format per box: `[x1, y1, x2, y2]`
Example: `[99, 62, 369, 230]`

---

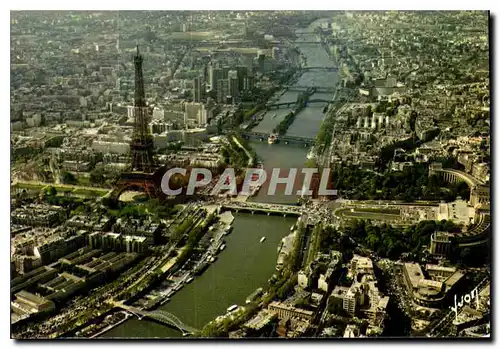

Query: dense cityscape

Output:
[10, 10, 490, 339]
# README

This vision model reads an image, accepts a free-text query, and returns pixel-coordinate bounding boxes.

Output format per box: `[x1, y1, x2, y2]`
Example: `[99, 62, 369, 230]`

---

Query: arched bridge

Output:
[112, 302, 197, 335]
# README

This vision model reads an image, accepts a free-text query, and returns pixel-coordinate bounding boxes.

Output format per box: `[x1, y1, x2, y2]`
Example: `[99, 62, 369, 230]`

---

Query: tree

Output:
[46, 186, 57, 197]
[61, 171, 77, 185]
[90, 170, 105, 185]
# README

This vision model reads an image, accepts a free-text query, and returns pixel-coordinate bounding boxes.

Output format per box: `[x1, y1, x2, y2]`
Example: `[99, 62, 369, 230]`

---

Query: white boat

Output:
[227, 305, 238, 312]
[272, 113, 277, 119]
[210, 256, 216, 263]
[260, 237, 266, 243]
[306, 147, 315, 159]
[186, 277, 194, 283]
[220, 243, 226, 251]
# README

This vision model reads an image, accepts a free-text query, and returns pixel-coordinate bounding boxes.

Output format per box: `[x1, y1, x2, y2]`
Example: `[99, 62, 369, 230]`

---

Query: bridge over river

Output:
[300, 66, 338, 72]
[221, 201, 304, 217]
[267, 98, 334, 110]
[111, 301, 198, 335]
[240, 131, 314, 146]
[284, 86, 337, 93]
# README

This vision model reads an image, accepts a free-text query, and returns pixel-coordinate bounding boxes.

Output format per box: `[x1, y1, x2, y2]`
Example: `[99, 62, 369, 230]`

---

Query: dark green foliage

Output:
[343, 219, 460, 260]
[46, 186, 57, 197]
[331, 163, 470, 202]
[61, 171, 77, 185]
[377, 138, 419, 167]
[273, 111, 296, 135]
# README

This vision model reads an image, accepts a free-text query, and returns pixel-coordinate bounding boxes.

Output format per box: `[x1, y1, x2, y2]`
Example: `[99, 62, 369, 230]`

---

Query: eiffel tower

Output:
[130, 45, 155, 173]
[111, 46, 159, 200]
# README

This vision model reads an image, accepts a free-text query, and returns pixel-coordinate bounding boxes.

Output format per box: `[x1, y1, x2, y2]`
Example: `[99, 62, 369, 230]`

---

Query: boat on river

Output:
[307, 147, 315, 159]
[227, 305, 238, 313]
[260, 237, 266, 243]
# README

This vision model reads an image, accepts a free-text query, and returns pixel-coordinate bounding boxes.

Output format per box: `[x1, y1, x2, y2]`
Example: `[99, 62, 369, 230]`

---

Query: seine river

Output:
[102, 213, 296, 338]
[101, 17, 338, 338]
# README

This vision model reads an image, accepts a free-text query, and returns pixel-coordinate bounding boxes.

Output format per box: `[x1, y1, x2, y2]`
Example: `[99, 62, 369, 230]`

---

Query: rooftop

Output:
[404, 262, 424, 289]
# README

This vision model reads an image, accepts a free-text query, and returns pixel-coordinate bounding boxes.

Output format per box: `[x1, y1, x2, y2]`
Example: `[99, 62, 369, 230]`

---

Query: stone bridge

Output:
[221, 201, 304, 217]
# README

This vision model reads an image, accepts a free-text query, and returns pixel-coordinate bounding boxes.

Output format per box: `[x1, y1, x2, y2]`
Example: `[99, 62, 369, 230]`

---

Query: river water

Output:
[102, 213, 296, 338]
[101, 17, 338, 338]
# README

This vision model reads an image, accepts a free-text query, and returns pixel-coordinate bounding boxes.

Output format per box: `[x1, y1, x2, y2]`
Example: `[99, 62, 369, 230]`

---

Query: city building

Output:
[437, 199, 475, 225]
[228, 70, 239, 102]
[402, 262, 464, 307]
[12, 290, 55, 317]
[243, 309, 277, 333]
[430, 231, 453, 257]
[268, 301, 314, 321]
[192, 76, 205, 103]
[343, 287, 359, 316]
[297, 270, 310, 289]
[184, 102, 208, 127]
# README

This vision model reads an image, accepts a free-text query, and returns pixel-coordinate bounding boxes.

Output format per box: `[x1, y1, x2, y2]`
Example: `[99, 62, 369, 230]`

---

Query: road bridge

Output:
[112, 301, 198, 335]
[285, 86, 337, 93]
[267, 99, 334, 110]
[240, 131, 314, 147]
[221, 201, 304, 217]
[301, 67, 338, 72]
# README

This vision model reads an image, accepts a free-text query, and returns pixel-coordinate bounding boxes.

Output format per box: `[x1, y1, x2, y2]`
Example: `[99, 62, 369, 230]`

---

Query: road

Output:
[12, 179, 110, 194]
[231, 135, 254, 167]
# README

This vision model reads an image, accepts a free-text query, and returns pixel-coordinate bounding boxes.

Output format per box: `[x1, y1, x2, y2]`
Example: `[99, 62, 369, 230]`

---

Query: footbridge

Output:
[112, 302, 198, 335]
[240, 131, 314, 146]
[221, 201, 304, 217]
